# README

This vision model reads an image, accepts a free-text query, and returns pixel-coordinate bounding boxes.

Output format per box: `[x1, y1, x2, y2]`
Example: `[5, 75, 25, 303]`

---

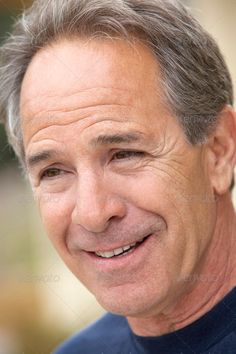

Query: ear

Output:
[207, 106, 236, 196]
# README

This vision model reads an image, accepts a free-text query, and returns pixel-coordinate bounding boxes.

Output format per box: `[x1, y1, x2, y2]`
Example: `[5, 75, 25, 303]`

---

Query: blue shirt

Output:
[54, 287, 236, 353]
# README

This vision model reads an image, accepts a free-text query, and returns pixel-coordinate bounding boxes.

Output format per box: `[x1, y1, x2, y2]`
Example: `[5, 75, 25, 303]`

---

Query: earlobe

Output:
[207, 106, 236, 196]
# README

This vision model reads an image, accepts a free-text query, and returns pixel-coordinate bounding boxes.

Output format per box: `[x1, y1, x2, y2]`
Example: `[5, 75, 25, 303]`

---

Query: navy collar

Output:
[128, 287, 236, 353]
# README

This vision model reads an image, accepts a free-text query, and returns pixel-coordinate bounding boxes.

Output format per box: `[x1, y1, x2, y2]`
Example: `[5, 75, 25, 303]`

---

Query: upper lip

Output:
[85, 233, 152, 253]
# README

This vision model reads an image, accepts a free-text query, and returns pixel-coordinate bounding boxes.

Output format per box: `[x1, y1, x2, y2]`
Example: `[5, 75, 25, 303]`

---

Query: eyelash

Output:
[40, 167, 63, 180]
[40, 150, 145, 180]
[111, 150, 145, 160]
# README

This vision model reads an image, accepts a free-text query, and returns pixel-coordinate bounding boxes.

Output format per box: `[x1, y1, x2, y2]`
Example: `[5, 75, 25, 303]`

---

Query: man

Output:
[0, 0, 236, 353]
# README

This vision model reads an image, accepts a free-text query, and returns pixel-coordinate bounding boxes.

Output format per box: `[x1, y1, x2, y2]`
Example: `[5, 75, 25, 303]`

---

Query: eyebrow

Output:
[90, 132, 143, 146]
[26, 132, 144, 169]
[26, 150, 58, 169]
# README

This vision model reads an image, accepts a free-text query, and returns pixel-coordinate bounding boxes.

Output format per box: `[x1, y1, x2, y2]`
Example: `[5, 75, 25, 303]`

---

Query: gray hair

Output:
[0, 0, 234, 171]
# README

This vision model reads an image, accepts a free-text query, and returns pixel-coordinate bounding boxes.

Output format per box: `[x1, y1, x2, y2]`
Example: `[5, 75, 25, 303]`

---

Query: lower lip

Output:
[83, 233, 156, 272]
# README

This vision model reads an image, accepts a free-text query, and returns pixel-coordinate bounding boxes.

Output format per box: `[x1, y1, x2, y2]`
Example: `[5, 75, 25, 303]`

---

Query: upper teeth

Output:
[95, 242, 137, 258]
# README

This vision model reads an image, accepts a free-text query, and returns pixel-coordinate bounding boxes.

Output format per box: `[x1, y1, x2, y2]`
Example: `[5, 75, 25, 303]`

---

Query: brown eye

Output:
[41, 168, 62, 179]
[113, 151, 145, 160]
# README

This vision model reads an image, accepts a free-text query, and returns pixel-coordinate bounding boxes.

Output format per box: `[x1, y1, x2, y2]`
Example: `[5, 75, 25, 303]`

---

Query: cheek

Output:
[112, 168, 216, 265]
[109, 170, 182, 219]
[114, 162, 214, 221]
[37, 190, 74, 250]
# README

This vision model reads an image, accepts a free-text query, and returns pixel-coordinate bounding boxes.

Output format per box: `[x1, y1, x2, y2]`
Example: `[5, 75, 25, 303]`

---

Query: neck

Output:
[127, 194, 236, 336]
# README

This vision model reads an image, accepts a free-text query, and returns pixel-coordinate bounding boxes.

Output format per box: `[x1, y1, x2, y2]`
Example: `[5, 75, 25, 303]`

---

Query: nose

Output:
[71, 172, 126, 233]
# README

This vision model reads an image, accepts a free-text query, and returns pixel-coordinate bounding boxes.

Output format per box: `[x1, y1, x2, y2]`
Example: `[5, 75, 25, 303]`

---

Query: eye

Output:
[112, 150, 145, 160]
[41, 167, 63, 179]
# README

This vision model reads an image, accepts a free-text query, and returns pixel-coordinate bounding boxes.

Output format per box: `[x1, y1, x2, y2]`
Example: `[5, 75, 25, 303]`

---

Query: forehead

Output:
[20, 37, 170, 151]
[20, 37, 161, 112]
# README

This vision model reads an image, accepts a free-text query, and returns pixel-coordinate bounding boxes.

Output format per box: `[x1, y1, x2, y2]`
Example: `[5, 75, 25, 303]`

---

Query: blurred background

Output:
[0, 1, 235, 353]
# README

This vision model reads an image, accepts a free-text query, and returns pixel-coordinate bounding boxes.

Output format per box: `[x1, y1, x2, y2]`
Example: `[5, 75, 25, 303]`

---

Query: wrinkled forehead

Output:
[19, 37, 170, 147]
[20, 37, 162, 114]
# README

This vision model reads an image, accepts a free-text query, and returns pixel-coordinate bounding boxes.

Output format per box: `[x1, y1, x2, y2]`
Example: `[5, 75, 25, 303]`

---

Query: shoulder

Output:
[53, 313, 130, 354]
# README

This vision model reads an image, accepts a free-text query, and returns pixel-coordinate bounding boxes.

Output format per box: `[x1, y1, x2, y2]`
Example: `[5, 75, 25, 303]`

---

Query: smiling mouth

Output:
[94, 235, 151, 259]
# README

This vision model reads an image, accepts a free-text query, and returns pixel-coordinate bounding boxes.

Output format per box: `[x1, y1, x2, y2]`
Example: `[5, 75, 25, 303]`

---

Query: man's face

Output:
[20, 38, 216, 317]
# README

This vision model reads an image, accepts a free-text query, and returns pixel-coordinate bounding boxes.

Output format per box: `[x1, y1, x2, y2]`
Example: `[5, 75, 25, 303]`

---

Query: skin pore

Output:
[20, 38, 236, 336]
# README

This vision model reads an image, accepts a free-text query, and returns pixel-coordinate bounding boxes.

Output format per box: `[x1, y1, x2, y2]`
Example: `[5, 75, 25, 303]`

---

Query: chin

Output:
[94, 284, 170, 318]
